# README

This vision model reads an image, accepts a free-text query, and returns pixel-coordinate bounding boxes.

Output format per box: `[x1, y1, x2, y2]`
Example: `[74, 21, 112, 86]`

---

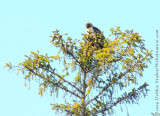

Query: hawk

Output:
[85, 22, 105, 40]
[85, 22, 105, 48]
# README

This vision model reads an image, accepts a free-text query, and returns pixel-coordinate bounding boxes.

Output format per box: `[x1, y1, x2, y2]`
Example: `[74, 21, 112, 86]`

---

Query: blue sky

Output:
[0, 0, 160, 116]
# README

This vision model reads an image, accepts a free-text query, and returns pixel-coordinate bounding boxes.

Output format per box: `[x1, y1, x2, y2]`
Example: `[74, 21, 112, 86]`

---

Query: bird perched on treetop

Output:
[85, 22, 105, 40]
[85, 22, 105, 48]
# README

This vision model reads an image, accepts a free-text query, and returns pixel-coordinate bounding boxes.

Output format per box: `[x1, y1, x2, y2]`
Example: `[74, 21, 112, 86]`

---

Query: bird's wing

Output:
[93, 26, 102, 34]
[93, 26, 105, 39]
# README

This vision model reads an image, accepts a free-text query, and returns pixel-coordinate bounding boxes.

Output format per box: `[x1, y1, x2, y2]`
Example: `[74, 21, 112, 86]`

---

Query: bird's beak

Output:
[86, 24, 90, 28]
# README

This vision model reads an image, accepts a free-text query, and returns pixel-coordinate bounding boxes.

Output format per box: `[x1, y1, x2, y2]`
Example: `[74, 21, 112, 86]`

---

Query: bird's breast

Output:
[86, 27, 94, 34]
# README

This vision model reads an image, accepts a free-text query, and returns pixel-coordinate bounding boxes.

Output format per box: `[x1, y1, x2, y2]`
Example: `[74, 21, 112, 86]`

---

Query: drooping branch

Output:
[93, 83, 149, 115]
[86, 70, 130, 106]
[58, 85, 81, 99]
[51, 104, 74, 115]
[67, 50, 82, 68]
[46, 66, 83, 94]
[25, 66, 81, 99]
[60, 40, 81, 65]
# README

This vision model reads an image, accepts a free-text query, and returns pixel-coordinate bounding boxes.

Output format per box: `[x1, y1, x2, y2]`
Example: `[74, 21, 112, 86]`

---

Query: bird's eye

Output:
[86, 24, 91, 28]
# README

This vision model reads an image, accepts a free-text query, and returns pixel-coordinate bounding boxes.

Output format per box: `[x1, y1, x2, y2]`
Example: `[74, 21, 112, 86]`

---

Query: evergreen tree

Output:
[5, 26, 152, 116]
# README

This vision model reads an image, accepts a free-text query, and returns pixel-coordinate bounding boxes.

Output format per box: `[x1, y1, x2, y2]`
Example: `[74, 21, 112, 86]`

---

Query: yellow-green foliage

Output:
[5, 27, 152, 116]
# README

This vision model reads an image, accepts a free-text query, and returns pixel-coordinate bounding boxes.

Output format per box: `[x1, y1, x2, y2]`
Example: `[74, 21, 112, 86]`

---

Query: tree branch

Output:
[81, 71, 87, 116]
[58, 85, 81, 99]
[46, 66, 83, 94]
[93, 83, 148, 115]
[86, 70, 130, 106]
[61, 42, 82, 69]
[25, 66, 81, 99]
[67, 51, 81, 67]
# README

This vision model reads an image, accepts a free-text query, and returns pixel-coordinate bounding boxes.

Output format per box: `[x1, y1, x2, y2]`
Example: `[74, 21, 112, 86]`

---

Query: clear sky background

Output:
[0, 0, 160, 116]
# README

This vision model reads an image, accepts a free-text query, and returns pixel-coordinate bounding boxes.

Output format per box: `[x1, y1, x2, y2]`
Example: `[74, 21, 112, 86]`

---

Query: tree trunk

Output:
[81, 71, 87, 116]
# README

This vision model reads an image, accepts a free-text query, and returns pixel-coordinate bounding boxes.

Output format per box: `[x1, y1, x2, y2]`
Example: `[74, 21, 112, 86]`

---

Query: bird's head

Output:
[85, 22, 93, 29]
